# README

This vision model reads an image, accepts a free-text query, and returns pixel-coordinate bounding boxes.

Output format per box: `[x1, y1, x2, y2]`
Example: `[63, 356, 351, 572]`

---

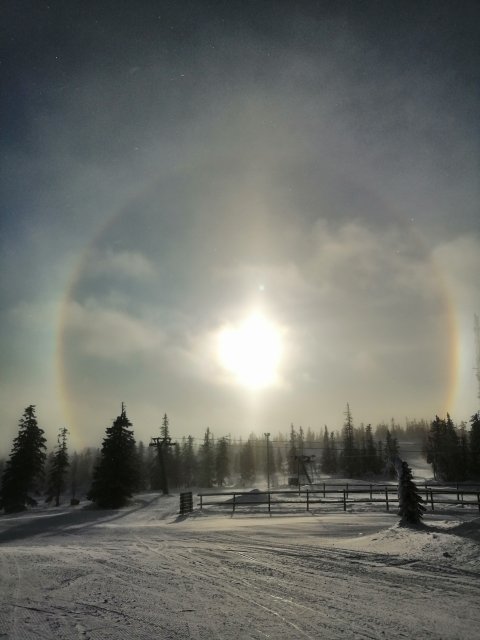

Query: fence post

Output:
[306, 489, 310, 512]
[346, 483, 349, 499]
[477, 492, 480, 513]
[370, 484, 373, 501]
[425, 481, 429, 502]
[268, 491, 271, 514]
[430, 490, 434, 511]
[385, 488, 389, 511]
[199, 494, 203, 510]
[323, 482, 326, 498]
[180, 492, 193, 515]
[456, 483, 459, 502]
[343, 490, 346, 511]
[233, 493, 236, 514]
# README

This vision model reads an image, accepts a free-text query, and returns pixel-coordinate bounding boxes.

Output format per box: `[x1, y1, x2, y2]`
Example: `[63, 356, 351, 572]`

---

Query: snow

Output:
[0, 493, 479, 639]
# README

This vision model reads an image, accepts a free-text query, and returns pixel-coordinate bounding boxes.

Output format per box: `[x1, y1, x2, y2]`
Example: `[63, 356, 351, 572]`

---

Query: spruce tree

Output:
[169, 442, 182, 490]
[199, 427, 215, 488]
[364, 424, 379, 474]
[288, 424, 298, 475]
[87, 404, 138, 508]
[329, 432, 338, 474]
[181, 435, 197, 487]
[136, 441, 148, 491]
[69, 451, 79, 502]
[357, 424, 367, 475]
[425, 415, 462, 481]
[384, 429, 399, 478]
[1, 405, 47, 513]
[46, 427, 69, 506]
[444, 414, 460, 481]
[426, 415, 443, 479]
[397, 460, 426, 525]
[470, 412, 480, 479]
[215, 437, 230, 486]
[239, 440, 256, 485]
[341, 403, 357, 477]
[159, 413, 172, 487]
[457, 423, 469, 482]
[321, 426, 336, 474]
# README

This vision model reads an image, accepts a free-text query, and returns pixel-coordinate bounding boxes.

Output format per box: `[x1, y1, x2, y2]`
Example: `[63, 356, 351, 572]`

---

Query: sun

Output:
[218, 312, 282, 389]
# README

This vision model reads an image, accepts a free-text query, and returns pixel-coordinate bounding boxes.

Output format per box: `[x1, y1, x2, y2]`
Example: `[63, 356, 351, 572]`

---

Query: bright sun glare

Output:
[218, 312, 282, 389]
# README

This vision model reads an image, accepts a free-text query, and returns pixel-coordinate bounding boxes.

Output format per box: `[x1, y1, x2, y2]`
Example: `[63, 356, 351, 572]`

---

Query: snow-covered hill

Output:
[0, 493, 479, 639]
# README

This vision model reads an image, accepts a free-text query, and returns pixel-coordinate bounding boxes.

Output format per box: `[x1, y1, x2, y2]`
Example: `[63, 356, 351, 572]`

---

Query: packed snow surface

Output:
[0, 493, 479, 639]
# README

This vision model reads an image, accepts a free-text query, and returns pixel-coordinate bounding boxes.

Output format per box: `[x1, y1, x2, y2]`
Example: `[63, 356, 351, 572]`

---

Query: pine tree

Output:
[69, 451, 79, 502]
[46, 427, 69, 506]
[444, 414, 460, 481]
[199, 427, 214, 488]
[1, 405, 47, 513]
[181, 436, 197, 487]
[425, 415, 462, 481]
[357, 424, 366, 475]
[288, 424, 298, 475]
[215, 437, 230, 487]
[159, 413, 172, 487]
[169, 442, 182, 489]
[457, 423, 469, 482]
[470, 412, 480, 479]
[364, 424, 379, 474]
[329, 432, 338, 474]
[321, 426, 334, 474]
[397, 460, 426, 526]
[341, 403, 357, 477]
[239, 439, 256, 486]
[87, 404, 138, 508]
[136, 441, 148, 491]
[426, 415, 443, 479]
[150, 413, 174, 493]
[384, 429, 399, 478]
[67, 447, 99, 500]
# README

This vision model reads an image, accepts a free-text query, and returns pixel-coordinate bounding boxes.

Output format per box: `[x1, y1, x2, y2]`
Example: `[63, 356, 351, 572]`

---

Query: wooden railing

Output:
[197, 483, 480, 514]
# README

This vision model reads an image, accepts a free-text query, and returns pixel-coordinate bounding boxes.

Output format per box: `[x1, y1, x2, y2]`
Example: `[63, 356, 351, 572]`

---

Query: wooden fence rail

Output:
[197, 485, 480, 514]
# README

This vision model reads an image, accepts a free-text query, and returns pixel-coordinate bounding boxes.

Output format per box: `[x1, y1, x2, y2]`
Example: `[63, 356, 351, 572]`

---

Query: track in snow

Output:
[0, 494, 479, 639]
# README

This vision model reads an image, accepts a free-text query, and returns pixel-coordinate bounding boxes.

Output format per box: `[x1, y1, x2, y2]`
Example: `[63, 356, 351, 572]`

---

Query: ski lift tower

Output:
[150, 435, 175, 495]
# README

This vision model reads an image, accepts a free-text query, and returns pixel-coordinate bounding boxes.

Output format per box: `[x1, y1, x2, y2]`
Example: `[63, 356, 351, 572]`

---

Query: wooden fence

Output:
[198, 483, 480, 514]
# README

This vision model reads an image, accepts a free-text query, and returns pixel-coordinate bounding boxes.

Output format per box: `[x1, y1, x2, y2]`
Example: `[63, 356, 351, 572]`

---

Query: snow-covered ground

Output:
[0, 493, 479, 639]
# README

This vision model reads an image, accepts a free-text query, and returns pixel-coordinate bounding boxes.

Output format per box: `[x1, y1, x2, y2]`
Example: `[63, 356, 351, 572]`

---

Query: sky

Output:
[1, 0, 479, 452]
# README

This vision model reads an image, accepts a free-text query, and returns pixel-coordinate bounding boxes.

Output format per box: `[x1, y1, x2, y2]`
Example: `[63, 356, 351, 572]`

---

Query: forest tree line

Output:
[0, 403, 479, 511]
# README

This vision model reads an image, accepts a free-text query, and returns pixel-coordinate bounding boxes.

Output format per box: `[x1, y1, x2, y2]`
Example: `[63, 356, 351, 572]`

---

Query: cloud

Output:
[85, 248, 157, 280]
[65, 299, 164, 361]
[432, 235, 480, 311]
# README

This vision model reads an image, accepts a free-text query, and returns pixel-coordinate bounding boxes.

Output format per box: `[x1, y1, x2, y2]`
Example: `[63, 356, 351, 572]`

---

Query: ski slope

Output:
[0, 493, 479, 639]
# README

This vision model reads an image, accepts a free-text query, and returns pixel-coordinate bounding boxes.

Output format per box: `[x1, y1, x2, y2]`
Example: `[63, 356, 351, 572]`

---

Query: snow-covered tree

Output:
[46, 427, 69, 506]
[181, 435, 197, 487]
[469, 412, 480, 478]
[239, 439, 256, 486]
[215, 436, 230, 486]
[87, 404, 138, 508]
[0, 405, 47, 512]
[199, 427, 215, 488]
[396, 459, 426, 526]
[341, 403, 357, 477]
[384, 429, 399, 478]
